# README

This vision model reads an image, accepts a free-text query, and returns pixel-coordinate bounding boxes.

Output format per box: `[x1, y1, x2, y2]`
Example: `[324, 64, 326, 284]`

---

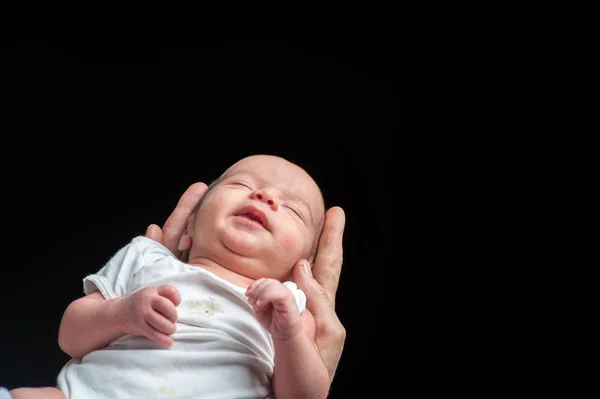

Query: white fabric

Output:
[56, 235, 305, 399]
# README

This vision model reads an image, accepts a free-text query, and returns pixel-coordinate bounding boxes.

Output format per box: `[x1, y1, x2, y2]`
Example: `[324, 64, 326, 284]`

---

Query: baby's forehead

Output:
[225, 156, 311, 185]
[226, 155, 291, 174]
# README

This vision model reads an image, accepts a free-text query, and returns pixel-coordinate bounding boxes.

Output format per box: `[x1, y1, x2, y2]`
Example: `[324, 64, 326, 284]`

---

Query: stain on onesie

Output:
[152, 374, 175, 397]
[182, 297, 223, 316]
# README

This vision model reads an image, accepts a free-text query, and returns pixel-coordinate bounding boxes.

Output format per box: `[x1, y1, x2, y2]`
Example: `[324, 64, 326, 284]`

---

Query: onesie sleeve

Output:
[82, 236, 146, 300]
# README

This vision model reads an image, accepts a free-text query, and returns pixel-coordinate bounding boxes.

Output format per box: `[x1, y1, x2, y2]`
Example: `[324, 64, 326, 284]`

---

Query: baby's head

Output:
[179, 154, 325, 281]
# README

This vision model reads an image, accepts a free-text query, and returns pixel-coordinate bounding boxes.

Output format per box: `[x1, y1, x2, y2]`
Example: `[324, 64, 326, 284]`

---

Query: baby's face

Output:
[187, 155, 325, 281]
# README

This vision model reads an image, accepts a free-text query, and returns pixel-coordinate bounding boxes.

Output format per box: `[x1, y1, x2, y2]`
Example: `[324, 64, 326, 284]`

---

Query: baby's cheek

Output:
[277, 233, 305, 260]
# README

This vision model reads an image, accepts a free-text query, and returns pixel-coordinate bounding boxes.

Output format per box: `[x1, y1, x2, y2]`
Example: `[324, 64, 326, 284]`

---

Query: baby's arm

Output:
[58, 285, 180, 358]
[272, 308, 329, 399]
[246, 279, 330, 399]
[58, 291, 126, 358]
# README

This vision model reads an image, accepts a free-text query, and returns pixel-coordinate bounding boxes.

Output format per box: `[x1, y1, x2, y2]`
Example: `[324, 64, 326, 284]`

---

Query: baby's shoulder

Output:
[129, 235, 176, 264]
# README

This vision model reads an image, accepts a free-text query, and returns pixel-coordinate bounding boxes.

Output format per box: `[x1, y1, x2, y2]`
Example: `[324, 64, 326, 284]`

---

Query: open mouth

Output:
[241, 213, 264, 226]
[236, 206, 269, 230]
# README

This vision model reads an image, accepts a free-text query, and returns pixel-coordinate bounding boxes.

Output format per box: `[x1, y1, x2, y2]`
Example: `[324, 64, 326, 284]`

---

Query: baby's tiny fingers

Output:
[246, 278, 267, 298]
[146, 310, 177, 335]
[152, 296, 178, 323]
[255, 283, 294, 310]
[144, 322, 174, 348]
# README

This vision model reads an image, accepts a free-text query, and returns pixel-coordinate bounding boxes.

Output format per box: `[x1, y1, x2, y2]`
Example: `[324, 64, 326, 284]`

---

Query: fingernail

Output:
[303, 260, 312, 278]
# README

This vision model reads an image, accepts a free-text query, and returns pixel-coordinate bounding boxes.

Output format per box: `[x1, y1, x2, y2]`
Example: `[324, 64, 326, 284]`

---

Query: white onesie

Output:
[56, 236, 306, 399]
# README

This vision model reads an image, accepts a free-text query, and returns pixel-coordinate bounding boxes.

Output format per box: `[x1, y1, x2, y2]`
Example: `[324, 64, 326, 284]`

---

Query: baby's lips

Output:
[282, 281, 306, 312]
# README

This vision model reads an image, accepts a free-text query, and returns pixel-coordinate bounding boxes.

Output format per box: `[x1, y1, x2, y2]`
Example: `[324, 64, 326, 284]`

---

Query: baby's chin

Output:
[193, 240, 261, 272]
[216, 251, 294, 282]
[219, 227, 268, 257]
[191, 232, 299, 281]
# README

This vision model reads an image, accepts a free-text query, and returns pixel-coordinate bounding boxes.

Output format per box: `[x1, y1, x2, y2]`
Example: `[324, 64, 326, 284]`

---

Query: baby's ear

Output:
[178, 218, 193, 252]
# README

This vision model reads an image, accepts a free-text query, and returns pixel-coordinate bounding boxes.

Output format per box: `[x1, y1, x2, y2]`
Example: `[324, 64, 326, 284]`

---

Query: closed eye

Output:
[231, 181, 253, 189]
[285, 205, 304, 221]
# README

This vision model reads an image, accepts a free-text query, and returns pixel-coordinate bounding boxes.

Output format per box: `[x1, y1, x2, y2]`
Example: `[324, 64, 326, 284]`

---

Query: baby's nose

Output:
[252, 188, 279, 210]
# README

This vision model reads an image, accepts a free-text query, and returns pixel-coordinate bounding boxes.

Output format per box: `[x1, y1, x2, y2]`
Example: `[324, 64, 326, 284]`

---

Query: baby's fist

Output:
[246, 278, 303, 340]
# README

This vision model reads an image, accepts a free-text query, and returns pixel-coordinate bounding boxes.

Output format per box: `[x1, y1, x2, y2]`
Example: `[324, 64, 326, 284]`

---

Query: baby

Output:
[6, 154, 329, 399]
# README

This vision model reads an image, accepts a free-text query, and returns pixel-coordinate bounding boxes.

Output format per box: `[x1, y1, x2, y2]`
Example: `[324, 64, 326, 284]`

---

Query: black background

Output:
[0, 39, 451, 397]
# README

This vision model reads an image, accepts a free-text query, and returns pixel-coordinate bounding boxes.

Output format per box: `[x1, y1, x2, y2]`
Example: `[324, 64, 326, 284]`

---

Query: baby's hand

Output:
[115, 284, 181, 348]
[246, 278, 303, 340]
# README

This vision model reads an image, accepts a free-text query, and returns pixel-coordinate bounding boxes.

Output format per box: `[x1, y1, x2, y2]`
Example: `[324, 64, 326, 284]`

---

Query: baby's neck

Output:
[186, 256, 255, 288]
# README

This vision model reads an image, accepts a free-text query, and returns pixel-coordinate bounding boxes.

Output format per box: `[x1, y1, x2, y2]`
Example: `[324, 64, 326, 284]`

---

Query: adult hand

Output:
[292, 206, 346, 383]
[145, 182, 208, 257]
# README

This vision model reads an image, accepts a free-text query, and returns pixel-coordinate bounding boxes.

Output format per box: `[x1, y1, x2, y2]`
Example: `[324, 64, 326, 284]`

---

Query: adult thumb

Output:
[293, 259, 331, 313]
[293, 259, 312, 289]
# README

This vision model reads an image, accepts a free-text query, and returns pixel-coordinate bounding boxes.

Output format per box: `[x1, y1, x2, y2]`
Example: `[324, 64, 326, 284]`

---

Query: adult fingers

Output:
[312, 206, 345, 304]
[145, 224, 164, 244]
[293, 260, 334, 320]
[162, 182, 208, 257]
[293, 259, 347, 382]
